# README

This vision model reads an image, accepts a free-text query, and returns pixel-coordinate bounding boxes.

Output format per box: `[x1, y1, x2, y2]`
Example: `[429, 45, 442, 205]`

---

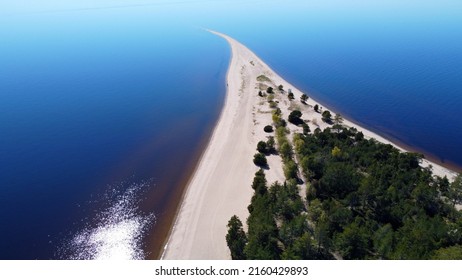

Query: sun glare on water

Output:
[59, 182, 155, 260]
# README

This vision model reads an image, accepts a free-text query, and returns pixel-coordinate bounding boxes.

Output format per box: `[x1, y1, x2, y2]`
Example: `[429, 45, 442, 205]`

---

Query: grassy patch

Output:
[257, 74, 271, 82]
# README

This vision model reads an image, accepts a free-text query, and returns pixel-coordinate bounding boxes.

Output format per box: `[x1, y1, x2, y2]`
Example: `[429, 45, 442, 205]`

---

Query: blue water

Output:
[223, 4, 462, 168]
[0, 5, 229, 259]
[1, 0, 462, 259]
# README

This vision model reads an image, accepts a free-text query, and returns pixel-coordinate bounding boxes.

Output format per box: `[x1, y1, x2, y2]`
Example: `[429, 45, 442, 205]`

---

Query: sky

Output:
[3, 0, 462, 16]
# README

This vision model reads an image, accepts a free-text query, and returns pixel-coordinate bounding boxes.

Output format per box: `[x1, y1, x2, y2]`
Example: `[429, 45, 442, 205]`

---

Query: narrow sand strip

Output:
[162, 31, 457, 260]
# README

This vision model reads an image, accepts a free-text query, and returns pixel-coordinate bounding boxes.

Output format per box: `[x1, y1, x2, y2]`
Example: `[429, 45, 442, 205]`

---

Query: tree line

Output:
[228, 106, 462, 259]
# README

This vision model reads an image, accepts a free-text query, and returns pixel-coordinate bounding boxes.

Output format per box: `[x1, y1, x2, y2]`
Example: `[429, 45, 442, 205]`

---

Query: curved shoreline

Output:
[162, 31, 457, 260]
[157, 35, 233, 259]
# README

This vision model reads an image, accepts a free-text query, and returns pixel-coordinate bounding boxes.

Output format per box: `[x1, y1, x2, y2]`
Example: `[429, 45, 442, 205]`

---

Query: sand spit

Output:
[162, 31, 457, 260]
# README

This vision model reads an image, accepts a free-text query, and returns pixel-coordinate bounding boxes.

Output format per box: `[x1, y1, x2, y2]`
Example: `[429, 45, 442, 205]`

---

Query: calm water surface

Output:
[1, 0, 461, 259]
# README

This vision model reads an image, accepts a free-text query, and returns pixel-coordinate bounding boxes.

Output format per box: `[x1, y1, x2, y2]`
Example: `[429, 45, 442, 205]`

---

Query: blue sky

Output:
[3, 0, 462, 15]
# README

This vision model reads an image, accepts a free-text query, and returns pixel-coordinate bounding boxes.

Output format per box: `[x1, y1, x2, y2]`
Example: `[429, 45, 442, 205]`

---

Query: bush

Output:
[278, 85, 284, 91]
[322, 110, 332, 122]
[283, 160, 298, 180]
[280, 142, 293, 160]
[257, 141, 268, 153]
[288, 92, 294, 100]
[264, 125, 273, 133]
[288, 110, 303, 125]
[314, 104, 319, 112]
[274, 113, 287, 128]
[301, 94, 308, 103]
[266, 136, 276, 153]
[302, 123, 310, 135]
[266, 87, 274, 94]
[253, 153, 267, 167]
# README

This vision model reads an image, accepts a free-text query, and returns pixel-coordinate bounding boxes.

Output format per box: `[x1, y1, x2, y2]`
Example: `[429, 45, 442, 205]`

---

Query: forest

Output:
[227, 104, 462, 260]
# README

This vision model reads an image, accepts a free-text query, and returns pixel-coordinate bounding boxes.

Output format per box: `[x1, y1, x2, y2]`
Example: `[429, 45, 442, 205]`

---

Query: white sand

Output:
[162, 31, 458, 260]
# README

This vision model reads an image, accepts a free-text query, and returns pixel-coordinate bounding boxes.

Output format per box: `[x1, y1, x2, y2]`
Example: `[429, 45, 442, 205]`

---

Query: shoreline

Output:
[157, 37, 233, 259]
[161, 31, 458, 260]
[270, 74, 462, 174]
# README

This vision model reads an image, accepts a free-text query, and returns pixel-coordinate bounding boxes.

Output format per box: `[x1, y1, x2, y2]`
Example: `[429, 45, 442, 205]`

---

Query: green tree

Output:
[432, 245, 462, 260]
[301, 94, 308, 103]
[322, 110, 332, 122]
[334, 113, 343, 125]
[331, 146, 342, 158]
[283, 160, 298, 180]
[318, 163, 360, 199]
[226, 215, 247, 260]
[280, 142, 293, 160]
[288, 110, 303, 125]
[288, 92, 294, 100]
[373, 224, 394, 259]
[449, 174, 462, 206]
[257, 141, 268, 154]
[266, 87, 274, 94]
[245, 187, 281, 259]
[266, 136, 276, 154]
[314, 104, 319, 112]
[252, 169, 267, 195]
[393, 216, 447, 259]
[278, 84, 284, 91]
[245, 216, 281, 259]
[294, 138, 305, 155]
[282, 232, 317, 259]
[355, 131, 364, 141]
[273, 113, 286, 128]
[302, 123, 310, 135]
[334, 218, 369, 260]
[253, 153, 267, 167]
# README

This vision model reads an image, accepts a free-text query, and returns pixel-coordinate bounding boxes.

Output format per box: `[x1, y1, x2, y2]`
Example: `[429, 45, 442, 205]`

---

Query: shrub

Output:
[253, 153, 267, 167]
[264, 125, 273, 133]
[257, 141, 268, 153]
[302, 123, 310, 135]
[334, 113, 343, 125]
[283, 160, 298, 180]
[266, 87, 274, 94]
[322, 110, 332, 122]
[314, 104, 319, 112]
[280, 142, 293, 160]
[288, 92, 294, 100]
[301, 94, 308, 103]
[266, 136, 276, 153]
[288, 110, 303, 125]
[274, 113, 287, 127]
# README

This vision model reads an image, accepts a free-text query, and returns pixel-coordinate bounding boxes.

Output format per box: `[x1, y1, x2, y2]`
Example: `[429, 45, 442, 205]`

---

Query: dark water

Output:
[0, 7, 228, 259]
[1, 0, 462, 259]
[211, 0, 462, 170]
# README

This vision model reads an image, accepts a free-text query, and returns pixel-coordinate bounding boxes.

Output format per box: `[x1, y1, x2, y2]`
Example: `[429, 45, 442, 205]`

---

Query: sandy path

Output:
[162, 31, 457, 260]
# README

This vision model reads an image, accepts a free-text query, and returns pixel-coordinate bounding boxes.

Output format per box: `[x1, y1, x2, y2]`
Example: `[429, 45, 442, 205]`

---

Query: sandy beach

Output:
[162, 31, 458, 260]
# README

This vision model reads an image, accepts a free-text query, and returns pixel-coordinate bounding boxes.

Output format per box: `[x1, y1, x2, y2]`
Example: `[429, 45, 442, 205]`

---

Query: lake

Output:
[1, 0, 461, 259]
